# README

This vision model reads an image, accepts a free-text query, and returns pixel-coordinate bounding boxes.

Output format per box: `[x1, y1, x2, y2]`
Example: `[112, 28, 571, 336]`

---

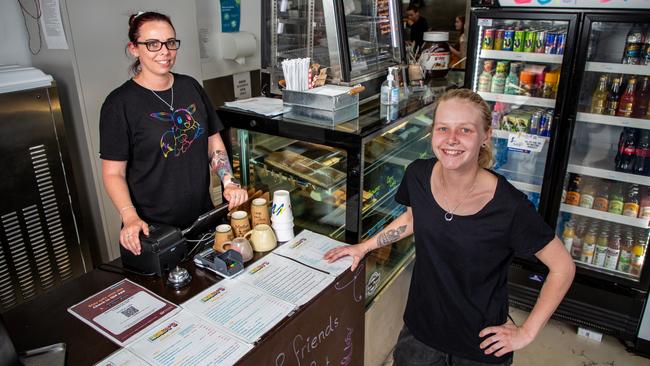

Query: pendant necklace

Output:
[439, 171, 478, 222]
[149, 76, 174, 111]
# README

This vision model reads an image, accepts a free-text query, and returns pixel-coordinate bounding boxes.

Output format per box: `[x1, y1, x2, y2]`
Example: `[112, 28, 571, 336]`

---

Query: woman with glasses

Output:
[100, 11, 247, 255]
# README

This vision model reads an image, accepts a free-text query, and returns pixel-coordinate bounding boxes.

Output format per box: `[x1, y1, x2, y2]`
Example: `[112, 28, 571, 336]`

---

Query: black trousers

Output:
[393, 326, 514, 366]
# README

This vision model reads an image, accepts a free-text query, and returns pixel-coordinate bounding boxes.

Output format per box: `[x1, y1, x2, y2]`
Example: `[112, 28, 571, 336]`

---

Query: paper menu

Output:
[181, 280, 295, 344]
[127, 309, 253, 366]
[273, 230, 353, 277]
[238, 254, 334, 307]
[68, 279, 179, 347]
[94, 348, 150, 366]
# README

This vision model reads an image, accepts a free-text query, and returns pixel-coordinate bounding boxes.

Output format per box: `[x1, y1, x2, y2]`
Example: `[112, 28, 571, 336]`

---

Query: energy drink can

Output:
[556, 32, 566, 55]
[535, 31, 546, 53]
[482, 28, 495, 50]
[494, 29, 505, 50]
[503, 29, 515, 51]
[524, 31, 537, 52]
[513, 30, 526, 52]
[545, 32, 558, 54]
[530, 110, 542, 135]
[540, 111, 554, 137]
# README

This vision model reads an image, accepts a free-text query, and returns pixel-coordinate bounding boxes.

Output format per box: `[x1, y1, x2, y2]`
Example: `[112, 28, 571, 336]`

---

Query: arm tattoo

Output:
[210, 150, 233, 182]
[376, 225, 407, 248]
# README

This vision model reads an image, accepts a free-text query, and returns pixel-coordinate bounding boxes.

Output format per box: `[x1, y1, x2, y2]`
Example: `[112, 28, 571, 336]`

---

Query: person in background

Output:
[325, 89, 575, 365]
[100, 11, 248, 255]
[405, 4, 429, 51]
[450, 15, 466, 69]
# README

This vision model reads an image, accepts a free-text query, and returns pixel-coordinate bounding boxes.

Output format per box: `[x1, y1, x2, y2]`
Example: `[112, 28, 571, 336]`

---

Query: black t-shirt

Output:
[99, 73, 223, 228]
[395, 158, 554, 364]
[410, 16, 429, 49]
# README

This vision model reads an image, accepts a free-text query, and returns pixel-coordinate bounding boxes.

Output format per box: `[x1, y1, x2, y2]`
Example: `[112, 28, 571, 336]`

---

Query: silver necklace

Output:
[149, 78, 174, 111]
[439, 172, 477, 222]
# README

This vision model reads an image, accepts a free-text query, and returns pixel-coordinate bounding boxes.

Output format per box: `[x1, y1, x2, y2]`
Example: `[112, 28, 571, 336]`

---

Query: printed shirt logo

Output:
[150, 103, 204, 158]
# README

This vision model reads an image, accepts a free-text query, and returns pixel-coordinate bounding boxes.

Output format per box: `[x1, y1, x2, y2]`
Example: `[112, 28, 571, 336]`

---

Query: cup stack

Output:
[271, 190, 294, 242]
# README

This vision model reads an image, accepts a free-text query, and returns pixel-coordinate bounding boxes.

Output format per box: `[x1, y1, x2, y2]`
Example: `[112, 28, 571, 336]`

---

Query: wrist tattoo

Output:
[210, 150, 233, 181]
[376, 225, 406, 248]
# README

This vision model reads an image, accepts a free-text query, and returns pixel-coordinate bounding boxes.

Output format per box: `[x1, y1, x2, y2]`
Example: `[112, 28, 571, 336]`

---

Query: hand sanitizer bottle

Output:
[381, 68, 399, 105]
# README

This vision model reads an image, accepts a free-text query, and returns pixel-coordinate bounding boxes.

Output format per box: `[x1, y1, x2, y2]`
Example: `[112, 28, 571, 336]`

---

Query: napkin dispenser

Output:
[120, 223, 187, 276]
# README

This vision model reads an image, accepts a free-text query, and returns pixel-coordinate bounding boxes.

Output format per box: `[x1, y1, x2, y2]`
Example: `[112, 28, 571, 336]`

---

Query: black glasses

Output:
[134, 39, 181, 52]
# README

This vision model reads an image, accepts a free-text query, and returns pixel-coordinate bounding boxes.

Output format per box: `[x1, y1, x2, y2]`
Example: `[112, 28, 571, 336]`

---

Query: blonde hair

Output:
[430, 88, 493, 169]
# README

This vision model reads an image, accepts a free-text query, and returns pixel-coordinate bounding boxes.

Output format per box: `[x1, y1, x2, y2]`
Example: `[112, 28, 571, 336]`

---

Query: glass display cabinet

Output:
[267, 0, 404, 94]
[218, 92, 437, 305]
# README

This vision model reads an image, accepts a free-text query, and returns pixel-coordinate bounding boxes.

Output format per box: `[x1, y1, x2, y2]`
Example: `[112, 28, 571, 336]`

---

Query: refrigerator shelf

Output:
[492, 129, 550, 141]
[576, 112, 650, 130]
[478, 92, 555, 108]
[479, 50, 563, 64]
[567, 164, 650, 186]
[585, 62, 650, 76]
[560, 203, 650, 229]
[575, 261, 640, 281]
[510, 180, 542, 194]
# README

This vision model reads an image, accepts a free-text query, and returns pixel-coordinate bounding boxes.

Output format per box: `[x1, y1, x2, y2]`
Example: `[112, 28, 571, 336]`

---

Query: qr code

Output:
[120, 305, 139, 318]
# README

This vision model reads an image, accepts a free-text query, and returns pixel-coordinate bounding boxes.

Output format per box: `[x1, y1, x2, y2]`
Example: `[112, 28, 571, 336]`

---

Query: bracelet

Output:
[119, 205, 135, 215]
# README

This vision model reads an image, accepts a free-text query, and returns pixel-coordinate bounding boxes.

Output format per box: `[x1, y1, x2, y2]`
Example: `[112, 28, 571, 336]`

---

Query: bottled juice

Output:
[604, 233, 621, 270]
[571, 219, 586, 260]
[542, 72, 558, 99]
[565, 174, 582, 205]
[631, 238, 647, 276]
[490, 61, 508, 94]
[592, 180, 610, 212]
[562, 220, 575, 253]
[633, 76, 650, 118]
[590, 75, 609, 114]
[579, 177, 596, 209]
[519, 71, 535, 96]
[616, 77, 637, 117]
[605, 77, 623, 116]
[478, 60, 494, 92]
[618, 235, 634, 273]
[581, 228, 597, 264]
[504, 63, 521, 95]
[623, 184, 640, 217]
[593, 229, 609, 267]
[608, 182, 625, 215]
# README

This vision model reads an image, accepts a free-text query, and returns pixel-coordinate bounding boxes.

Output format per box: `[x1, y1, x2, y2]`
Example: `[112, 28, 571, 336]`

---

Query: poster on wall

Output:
[220, 0, 241, 32]
[499, 0, 650, 9]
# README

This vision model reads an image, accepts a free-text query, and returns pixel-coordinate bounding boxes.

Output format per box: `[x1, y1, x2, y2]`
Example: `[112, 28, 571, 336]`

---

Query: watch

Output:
[223, 176, 241, 189]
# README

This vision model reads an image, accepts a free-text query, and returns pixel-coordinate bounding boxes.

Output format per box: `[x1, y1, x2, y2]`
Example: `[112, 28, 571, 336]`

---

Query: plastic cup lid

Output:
[423, 32, 449, 42]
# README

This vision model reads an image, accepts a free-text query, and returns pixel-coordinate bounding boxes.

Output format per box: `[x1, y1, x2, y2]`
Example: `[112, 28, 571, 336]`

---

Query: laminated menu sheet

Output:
[273, 229, 353, 277]
[94, 348, 149, 366]
[127, 309, 253, 366]
[181, 280, 295, 344]
[237, 253, 334, 307]
[67, 279, 179, 347]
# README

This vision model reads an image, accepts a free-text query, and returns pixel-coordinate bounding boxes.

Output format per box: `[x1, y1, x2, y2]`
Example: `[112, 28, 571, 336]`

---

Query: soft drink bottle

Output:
[633, 76, 650, 117]
[622, 23, 644, 64]
[633, 129, 650, 175]
[605, 77, 623, 115]
[590, 75, 609, 114]
[616, 128, 638, 172]
[617, 77, 637, 117]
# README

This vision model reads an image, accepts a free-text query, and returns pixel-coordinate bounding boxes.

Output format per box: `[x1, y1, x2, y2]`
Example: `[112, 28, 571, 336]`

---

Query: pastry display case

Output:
[266, 0, 404, 95]
[218, 90, 438, 304]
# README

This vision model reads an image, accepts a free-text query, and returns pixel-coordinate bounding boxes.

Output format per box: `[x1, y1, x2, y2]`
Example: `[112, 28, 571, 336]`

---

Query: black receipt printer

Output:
[120, 223, 187, 276]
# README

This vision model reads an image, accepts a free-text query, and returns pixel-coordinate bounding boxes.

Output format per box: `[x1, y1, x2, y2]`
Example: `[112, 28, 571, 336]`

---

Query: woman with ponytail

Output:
[100, 12, 247, 255]
[325, 89, 574, 365]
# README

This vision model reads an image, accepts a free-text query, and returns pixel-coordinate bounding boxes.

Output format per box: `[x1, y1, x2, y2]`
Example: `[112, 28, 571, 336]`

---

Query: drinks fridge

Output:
[467, 1, 650, 352]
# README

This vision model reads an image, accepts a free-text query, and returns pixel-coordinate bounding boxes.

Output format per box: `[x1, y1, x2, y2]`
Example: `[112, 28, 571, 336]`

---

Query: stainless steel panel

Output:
[0, 86, 88, 312]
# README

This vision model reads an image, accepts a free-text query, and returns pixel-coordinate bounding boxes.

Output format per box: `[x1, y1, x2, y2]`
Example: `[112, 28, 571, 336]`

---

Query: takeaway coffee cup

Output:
[271, 190, 293, 224]
[272, 221, 295, 242]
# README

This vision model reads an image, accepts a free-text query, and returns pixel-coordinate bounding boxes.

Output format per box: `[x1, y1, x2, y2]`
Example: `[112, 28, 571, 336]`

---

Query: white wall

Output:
[0, 0, 32, 66]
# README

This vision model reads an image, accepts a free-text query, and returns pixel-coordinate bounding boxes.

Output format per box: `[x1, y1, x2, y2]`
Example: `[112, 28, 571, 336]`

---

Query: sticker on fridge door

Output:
[507, 132, 546, 153]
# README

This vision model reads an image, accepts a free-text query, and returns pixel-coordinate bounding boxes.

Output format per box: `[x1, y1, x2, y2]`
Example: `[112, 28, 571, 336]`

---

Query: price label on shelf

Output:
[478, 18, 493, 27]
[507, 132, 546, 153]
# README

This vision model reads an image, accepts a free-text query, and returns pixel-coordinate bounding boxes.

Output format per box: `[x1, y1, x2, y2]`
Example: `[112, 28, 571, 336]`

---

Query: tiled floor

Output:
[381, 307, 650, 365]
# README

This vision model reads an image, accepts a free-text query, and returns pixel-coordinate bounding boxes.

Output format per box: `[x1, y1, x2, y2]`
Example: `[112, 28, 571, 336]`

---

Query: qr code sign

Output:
[120, 305, 139, 318]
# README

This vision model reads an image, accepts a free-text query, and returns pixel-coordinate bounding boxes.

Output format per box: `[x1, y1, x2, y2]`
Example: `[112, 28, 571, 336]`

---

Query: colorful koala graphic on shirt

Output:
[150, 103, 204, 158]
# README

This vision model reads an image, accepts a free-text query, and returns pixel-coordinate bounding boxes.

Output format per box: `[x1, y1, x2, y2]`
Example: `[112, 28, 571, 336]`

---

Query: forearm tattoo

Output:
[376, 225, 407, 248]
[210, 150, 233, 181]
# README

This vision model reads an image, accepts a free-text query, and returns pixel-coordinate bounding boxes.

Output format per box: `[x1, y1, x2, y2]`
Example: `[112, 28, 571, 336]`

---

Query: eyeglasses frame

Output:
[133, 39, 181, 52]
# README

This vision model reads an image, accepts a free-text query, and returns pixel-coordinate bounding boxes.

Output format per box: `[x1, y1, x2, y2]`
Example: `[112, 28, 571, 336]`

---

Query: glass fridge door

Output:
[470, 15, 572, 210]
[557, 17, 650, 284]
[342, 0, 402, 80]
